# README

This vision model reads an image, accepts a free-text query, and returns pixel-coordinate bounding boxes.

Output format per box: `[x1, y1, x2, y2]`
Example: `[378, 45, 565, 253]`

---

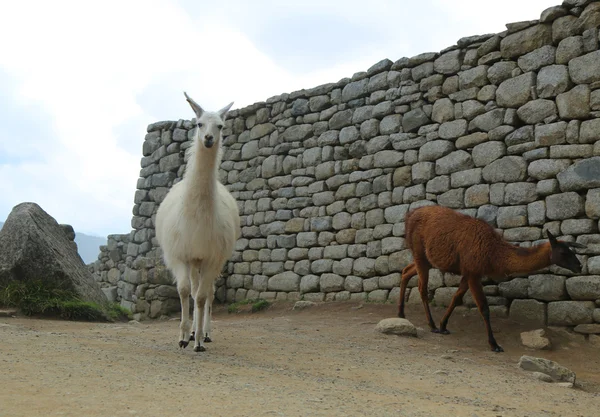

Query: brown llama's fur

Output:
[398, 205, 585, 352]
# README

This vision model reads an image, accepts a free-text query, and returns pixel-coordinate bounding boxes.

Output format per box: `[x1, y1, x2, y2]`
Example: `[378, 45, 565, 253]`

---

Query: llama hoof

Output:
[438, 329, 451, 335]
[189, 332, 195, 341]
[492, 345, 504, 353]
[431, 328, 442, 334]
[204, 336, 212, 343]
[193, 345, 206, 352]
[179, 340, 189, 349]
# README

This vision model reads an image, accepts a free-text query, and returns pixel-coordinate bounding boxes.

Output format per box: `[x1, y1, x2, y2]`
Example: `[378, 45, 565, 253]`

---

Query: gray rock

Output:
[568, 50, 600, 84]
[504, 183, 537, 205]
[499, 278, 529, 298]
[557, 157, 600, 191]
[472, 142, 506, 167]
[432, 98, 455, 124]
[434, 50, 463, 74]
[580, 119, 600, 144]
[586, 189, 600, 219]
[438, 189, 465, 209]
[518, 355, 576, 383]
[477, 204, 499, 227]
[342, 79, 369, 102]
[556, 36, 585, 65]
[329, 109, 354, 130]
[560, 219, 596, 234]
[497, 206, 528, 228]
[435, 150, 474, 175]
[548, 301, 595, 325]
[500, 24, 553, 59]
[517, 45, 555, 72]
[535, 122, 567, 146]
[488, 61, 518, 85]
[464, 184, 490, 207]
[374, 150, 403, 168]
[546, 192, 584, 219]
[566, 276, 600, 300]
[353, 257, 376, 277]
[509, 299, 547, 326]
[482, 156, 527, 183]
[458, 65, 489, 89]
[412, 162, 435, 184]
[439, 119, 467, 139]
[402, 108, 430, 133]
[282, 124, 313, 142]
[469, 109, 505, 132]
[320, 273, 345, 292]
[419, 140, 454, 162]
[529, 275, 567, 301]
[0, 203, 108, 306]
[528, 201, 546, 226]
[496, 72, 535, 107]
[380, 114, 402, 135]
[268, 271, 301, 292]
[528, 159, 571, 180]
[451, 168, 482, 188]
[536, 65, 571, 99]
[516, 99, 557, 124]
[375, 318, 417, 337]
[556, 85, 591, 119]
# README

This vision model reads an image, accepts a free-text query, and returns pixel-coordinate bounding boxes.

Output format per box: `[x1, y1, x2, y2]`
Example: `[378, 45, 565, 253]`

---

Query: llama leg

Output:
[203, 292, 214, 343]
[175, 264, 192, 348]
[439, 276, 469, 335]
[193, 293, 207, 352]
[398, 263, 417, 318]
[468, 276, 503, 353]
[415, 262, 438, 332]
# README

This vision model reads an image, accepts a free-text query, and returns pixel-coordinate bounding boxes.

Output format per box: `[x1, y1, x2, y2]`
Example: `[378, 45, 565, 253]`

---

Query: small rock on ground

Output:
[521, 329, 552, 350]
[293, 301, 316, 310]
[375, 318, 417, 337]
[518, 355, 576, 383]
[532, 372, 554, 383]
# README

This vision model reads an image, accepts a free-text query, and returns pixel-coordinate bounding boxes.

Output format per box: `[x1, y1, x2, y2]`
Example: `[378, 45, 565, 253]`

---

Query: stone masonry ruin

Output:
[91, 0, 600, 331]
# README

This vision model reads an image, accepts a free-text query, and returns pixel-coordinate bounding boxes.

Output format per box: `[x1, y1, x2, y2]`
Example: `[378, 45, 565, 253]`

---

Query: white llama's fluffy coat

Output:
[155, 92, 240, 352]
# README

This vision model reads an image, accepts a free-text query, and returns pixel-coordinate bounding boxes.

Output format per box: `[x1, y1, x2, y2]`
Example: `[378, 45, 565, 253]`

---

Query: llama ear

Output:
[183, 91, 204, 118]
[566, 241, 587, 249]
[546, 230, 557, 245]
[218, 102, 234, 120]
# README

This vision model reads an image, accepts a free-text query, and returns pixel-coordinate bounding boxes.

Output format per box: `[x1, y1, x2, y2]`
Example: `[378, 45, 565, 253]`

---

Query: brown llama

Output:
[397, 205, 586, 352]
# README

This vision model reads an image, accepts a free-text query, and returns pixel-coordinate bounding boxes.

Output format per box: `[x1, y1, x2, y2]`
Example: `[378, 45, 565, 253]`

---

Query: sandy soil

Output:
[1, 301, 599, 417]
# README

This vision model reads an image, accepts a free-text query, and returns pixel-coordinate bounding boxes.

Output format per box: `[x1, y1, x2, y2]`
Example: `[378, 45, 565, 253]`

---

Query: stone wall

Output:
[91, 0, 600, 327]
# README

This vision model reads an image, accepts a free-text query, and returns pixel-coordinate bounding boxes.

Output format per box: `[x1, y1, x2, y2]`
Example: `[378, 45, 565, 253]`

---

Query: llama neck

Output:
[496, 242, 552, 275]
[183, 140, 221, 206]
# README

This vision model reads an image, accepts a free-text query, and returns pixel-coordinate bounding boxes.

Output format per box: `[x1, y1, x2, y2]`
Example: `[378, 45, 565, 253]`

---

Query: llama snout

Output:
[204, 134, 214, 148]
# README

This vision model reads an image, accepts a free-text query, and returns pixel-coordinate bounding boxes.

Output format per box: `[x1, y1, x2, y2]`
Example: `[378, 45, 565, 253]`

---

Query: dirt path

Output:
[1, 301, 599, 417]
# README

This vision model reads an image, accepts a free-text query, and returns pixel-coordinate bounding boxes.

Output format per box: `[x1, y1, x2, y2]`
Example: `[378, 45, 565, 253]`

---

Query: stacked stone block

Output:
[92, 0, 600, 328]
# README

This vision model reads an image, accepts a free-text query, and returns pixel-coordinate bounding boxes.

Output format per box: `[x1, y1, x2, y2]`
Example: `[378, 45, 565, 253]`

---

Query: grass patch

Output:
[0, 279, 131, 322]
[227, 299, 271, 314]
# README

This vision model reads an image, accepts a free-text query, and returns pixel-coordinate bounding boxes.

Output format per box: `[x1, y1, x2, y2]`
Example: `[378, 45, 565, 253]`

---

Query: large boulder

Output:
[0, 202, 108, 305]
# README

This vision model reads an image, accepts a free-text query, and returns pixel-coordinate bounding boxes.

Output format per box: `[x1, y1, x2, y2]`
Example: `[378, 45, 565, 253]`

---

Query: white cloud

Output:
[0, 0, 561, 236]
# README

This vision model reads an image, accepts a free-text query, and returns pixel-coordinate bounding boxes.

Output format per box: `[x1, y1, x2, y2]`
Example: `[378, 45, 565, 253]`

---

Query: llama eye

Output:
[217, 124, 223, 130]
[197, 123, 203, 128]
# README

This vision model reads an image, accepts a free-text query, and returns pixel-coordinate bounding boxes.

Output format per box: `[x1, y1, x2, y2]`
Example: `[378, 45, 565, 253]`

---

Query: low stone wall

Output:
[92, 0, 600, 328]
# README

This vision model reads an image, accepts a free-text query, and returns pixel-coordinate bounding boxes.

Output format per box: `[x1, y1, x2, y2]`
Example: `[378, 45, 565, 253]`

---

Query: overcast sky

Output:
[0, 0, 558, 237]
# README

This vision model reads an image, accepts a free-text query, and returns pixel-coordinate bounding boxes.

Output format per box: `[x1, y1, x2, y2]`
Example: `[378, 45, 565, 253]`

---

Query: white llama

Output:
[155, 92, 240, 352]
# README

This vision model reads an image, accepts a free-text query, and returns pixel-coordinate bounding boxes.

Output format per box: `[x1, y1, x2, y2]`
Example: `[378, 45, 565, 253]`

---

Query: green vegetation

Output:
[0, 279, 131, 322]
[227, 298, 271, 314]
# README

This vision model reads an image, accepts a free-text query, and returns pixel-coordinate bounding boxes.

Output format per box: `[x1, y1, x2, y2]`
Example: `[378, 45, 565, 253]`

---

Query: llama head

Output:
[546, 230, 586, 273]
[184, 91, 234, 149]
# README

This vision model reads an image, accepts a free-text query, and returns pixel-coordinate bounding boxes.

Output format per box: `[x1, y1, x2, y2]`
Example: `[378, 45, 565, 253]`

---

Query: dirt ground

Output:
[1, 301, 599, 417]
